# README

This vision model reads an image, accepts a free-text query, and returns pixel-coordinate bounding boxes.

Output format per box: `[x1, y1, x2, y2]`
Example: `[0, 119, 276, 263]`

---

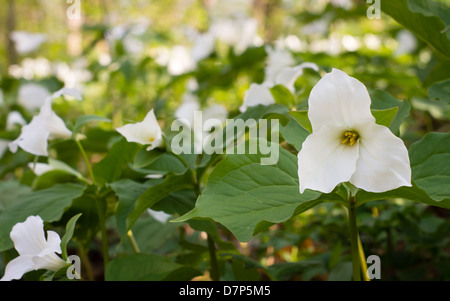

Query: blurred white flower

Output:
[0, 89, 3, 105]
[341, 35, 361, 52]
[6, 111, 27, 131]
[240, 82, 276, 112]
[116, 109, 163, 151]
[190, 31, 216, 63]
[53, 59, 92, 91]
[17, 83, 51, 111]
[394, 30, 417, 56]
[363, 34, 382, 51]
[167, 46, 196, 76]
[301, 19, 329, 37]
[264, 45, 295, 84]
[297, 68, 411, 194]
[9, 88, 77, 156]
[0, 216, 66, 281]
[241, 62, 319, 111]
[330, 0, 353, 9]
[28, 162, 54, 176]
[147, 209, 172, 224]
[211, 18, 262, 55]
[10, 31, 46, 54]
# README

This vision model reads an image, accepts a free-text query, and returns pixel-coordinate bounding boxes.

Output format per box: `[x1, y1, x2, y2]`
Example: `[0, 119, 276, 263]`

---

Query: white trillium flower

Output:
[10, 31, 46, 54]
[241, 62, 319, 112]
[116, 109, 163, 151]
[9, 88, 77, 157]
[0, 216, 66, 281]
[297, 68, 412, 194]
[18, 83, 51, 111]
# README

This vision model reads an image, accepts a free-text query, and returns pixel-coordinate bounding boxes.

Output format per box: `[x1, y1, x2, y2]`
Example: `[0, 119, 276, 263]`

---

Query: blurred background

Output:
[0, 0, 449, 280]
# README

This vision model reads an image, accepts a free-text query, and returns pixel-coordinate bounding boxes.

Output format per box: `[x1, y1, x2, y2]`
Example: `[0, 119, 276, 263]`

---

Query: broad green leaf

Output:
[356, 183, 450, 209]
[371, 107, 399, 128]
[122, 215, 179, 254]
[92, 138, 139, 185]
[110, 179, 149, 238]
[428, 79, 450, 104]
[173, 139, 322, 242]
[72, 115, 111, 136]
[0, 180, 32, 211]
[289, 110, 312, 133]
[369, 89, 411, 134]
[280, 114, 310, 151]
[381, 0, 450, 59]
[327, 261, 352, 281]
[126, 172, 194, 232]
[408, 0, 450, 27]
[105, 254, 200, 281]
[132, 148, 164, 169]
[0, 183, 86, 251]
[270, 85, 296, 107]
[60, 213, 82, 260]
[408, 132, 450, 202]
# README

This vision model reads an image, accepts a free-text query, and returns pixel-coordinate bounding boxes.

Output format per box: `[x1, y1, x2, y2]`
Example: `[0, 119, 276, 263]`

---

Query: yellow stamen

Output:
[342, 130, 359, 146]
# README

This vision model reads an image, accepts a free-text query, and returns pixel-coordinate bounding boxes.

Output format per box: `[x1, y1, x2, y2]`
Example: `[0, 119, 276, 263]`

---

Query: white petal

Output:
[308, 68, 375, 132]
[10, 216, 47, 256]
[264, 45, 295, 83]
[298, 124, 359, 193]
[275, 62, 319, 92]
[0, 255, 34, 281]
[117, 109, 162, 149]
[350, 122, 412, 192]
[40, 99, 72, 140]
[51, 87, 82, 101]
[9, 115, 50, 156]
[240, 83, 275, 112]
[6, 111, 27, 131]
[32, 253, 66, 272]
[28, 162, 53, 176]
[147, 209, 172, 224]
[44, 230, 62, 254]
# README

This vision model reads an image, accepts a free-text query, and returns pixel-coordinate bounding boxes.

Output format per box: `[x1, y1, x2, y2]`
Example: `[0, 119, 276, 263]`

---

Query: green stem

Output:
[127, 230, 141, 254]
[348, 197, 361, 281]
[77, 243, 95, 281]
[207, 234, 219, 281]
[75, 139, 96, 184]
[358, 233, 370, 281]
[95, 195, 109, 273]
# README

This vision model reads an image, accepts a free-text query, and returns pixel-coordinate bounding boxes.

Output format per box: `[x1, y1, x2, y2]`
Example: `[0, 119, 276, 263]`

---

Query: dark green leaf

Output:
[0, 183, 86, 251]
[60, 213, 82, 260]
[105, 254, 200, 281]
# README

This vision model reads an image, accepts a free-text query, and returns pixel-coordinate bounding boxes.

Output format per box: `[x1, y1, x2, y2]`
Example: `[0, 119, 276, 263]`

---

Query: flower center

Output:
[342, 130, 359, 146]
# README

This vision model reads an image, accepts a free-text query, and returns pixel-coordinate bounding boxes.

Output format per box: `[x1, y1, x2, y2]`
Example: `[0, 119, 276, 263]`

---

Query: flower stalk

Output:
[348, 196, 361, 281]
